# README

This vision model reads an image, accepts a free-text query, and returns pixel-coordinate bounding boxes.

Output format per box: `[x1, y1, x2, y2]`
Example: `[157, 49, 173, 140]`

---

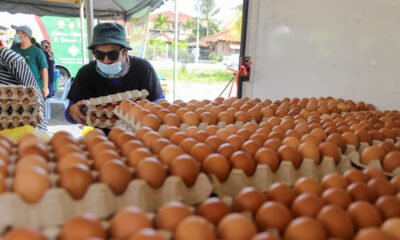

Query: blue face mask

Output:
[14, 34, 20, 43]
[96, 60, 122, 75]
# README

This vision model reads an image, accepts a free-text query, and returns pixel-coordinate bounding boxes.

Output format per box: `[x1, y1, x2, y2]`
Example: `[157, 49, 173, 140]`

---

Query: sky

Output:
[154, 0, 243, 25]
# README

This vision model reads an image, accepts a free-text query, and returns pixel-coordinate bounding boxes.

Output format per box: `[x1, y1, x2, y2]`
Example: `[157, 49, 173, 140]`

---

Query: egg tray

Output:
[83, 89, 149, 108]
[0, 85, 40, 102]
[0, 103, 39, 113]
[0, 144, 213, 231]
[86, 110, 119, 129]
[0, 122, 37, 130]
[345, 139, 400, 178]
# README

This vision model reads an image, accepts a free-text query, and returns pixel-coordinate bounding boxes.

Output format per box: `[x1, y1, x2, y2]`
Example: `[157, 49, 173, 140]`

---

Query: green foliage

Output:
[208, 52, 223, 62]
[153, 13, 171, 31]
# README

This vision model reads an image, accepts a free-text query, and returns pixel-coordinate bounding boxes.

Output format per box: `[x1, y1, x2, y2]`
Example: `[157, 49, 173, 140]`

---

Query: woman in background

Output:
[40, 40, 55, 98]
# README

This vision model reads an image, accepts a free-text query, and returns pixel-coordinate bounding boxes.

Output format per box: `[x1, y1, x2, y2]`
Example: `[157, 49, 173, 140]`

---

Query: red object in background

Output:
[34, 15, 51, 44]
[0, 39, 3, 47]
[227, 62, 253, 98]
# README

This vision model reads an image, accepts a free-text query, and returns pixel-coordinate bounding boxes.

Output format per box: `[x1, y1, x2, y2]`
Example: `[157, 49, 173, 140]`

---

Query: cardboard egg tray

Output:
[84, 89, 149, 128]
[345, 138, 400, 177]
[0, 85, 39, 102]
[0, 140, 213, 232]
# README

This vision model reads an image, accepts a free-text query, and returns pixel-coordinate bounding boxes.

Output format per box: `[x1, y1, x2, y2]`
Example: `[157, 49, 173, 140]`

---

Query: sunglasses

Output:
[93, 49, 124, 61]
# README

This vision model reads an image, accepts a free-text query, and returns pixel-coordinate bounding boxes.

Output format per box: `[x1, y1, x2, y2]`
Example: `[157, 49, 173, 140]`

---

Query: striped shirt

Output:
[0, 47, 47, 131]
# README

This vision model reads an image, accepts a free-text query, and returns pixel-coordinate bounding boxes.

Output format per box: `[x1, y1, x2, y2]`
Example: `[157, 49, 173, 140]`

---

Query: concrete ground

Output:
[46, 80, 233, 138]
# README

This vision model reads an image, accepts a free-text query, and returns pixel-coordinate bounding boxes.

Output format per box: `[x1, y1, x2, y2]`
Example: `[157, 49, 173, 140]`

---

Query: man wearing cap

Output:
[11, 25, 49, 98]
[66, 23, 164, 127]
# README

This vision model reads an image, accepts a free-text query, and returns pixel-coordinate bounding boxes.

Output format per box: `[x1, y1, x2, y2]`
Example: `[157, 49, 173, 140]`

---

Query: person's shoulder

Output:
[129, 56, 152, 68]
[76, 60, 97, 77]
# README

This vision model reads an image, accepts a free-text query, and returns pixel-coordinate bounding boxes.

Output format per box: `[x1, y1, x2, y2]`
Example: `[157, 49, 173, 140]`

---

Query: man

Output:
[0, 45, 46, 131]
[11, 25, 49, 98]
[66, 23, 164, 126]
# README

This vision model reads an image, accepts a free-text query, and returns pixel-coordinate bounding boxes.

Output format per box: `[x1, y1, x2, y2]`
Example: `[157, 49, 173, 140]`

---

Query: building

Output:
[148, 11, 194, 42]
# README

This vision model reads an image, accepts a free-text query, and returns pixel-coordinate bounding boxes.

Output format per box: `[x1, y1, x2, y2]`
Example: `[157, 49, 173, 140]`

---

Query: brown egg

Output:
[13, 167, 51, 203]
[300, 134, 321, 146]
[344, 168, 368, 183]
[282, 136, 300, 149]
[178, 137, 198, 154]
[142, 131, 162, 147]
[204, 135, 223, 151]
[237, 128, 252, 141]
[379, 141, 396, 154]
[354, 227, 393, 240]
[18, 143, 50, 162]
[347, 182, 377, 203]
[263, 139, 281, 152]
[230, 151, 256, 176]
[52, 136, 79, 153]
[91, 141, 117, 159]
[3, 227, 46, 240]
[204, 125, 219, 135]
[121, 140, 144, 158]
[150, 138, 170, 155]
[368, 178, 396, 197]
[317, 205, 355, 240]
[163, 113, 181, 127]
[202, 153, 230, 182]
[267, 183, 296, 207]
[128, 228, 165, 240]
[182, 112, 200, 126]
[347, 201, 382, 228]
[284, 217, 327, 240]
[15, 155, 49, 174]
[381, 218, 400, 239]
[294, 177, 323, 196]
[322, 188, 352, 209]
[255, 201, 292, 233]
[94, 150, 121, 170]
[50, 131, 72, 145]
[375, 196, 400, 219]
[115, 132, 136, 149]
[254, 147, 280, 172]
[190, 143, 213, 163]
[135, 127, 152, 141]
[196, 197, 232, 225]
[326, 133, 346, 153]
[175, 216, 217, 240]
[170, 154, 200, 187]
[216, 129, 231, 141]
[141, 114, 161, 131]
[235, 111, 251, 123]
[361, 146, 385, 165]
[217, 143, 236, 159]
[155, 201, 192, 231]
[251, 232, 281, 240]
[383, 151, 400, 173]
[99, 160, 131, 195]
[107, 127, 125, 143]
[110, 206, 151, 239]
[0, 147, 10, 164]
[298, 142, 320, 164]
[169, 131, 189, 145]
[363, 167, 387, 179]
[127, 147, 153, 167]
[59, 164, 93, 200]
[321, 173, 348, 189]
[250, 133, 268, 146]
[318, 141, 340, 164]
[234, 187, 266, 214]
[218, 213, 257, 240]
[85, 135, 108, 152]
[291, 193, 323, 217]
[392, 176, 400, 192]
[277, 145, 301, 168]
[226, 134, 245, 150]
[59, 214, 106, 240]
[0, 159, 7, 178]
[136, 157, 166, 189]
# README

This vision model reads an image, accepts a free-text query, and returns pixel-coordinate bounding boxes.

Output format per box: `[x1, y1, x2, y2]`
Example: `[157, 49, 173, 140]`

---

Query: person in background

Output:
[40, 40, 55, 98]
[0, 45, 46, 131]
[11, 25, 49, 98]
[66, 23, 164, 134]
[0, 40, 3, 47]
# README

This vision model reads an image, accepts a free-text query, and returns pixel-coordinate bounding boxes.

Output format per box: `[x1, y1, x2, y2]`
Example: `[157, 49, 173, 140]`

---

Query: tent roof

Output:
[0, 0, 164, 20]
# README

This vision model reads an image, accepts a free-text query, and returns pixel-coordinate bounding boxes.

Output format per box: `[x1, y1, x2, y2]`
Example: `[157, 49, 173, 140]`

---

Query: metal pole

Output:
[173, 0, 178, 101]
[85, 0, 94, 61]
[195, 0, 200, 63]
[79, 2, 86, 65]
[238, 0, 249, 99]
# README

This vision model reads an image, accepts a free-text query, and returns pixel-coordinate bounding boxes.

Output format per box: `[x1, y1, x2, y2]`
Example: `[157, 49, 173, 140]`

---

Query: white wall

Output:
[243, 0, 400, 110]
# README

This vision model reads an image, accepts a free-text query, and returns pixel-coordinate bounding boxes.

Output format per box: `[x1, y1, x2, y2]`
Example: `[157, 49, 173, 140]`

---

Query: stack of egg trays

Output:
[84, 89, 149, 129]
[0, 85, 40, 130]
[0, 137, 213, 233]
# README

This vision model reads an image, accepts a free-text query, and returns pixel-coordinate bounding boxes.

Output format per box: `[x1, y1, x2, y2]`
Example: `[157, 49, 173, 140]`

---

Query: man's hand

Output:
[68, 101, 87, 125]
[37, 112, 44, 123]
[42, 87, 49, 98]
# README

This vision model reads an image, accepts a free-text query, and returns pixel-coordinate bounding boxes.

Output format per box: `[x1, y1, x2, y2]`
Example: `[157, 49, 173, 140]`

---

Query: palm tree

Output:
[200, 0, 220, 37]
[153, 13, 171, 33]
[226, 4, 243, 40]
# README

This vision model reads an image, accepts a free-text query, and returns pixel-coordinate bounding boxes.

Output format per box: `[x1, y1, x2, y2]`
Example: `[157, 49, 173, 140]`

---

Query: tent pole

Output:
[85, 0, 94, 61]
[80, 2, 86, 65]
[173, 0, 178, 101]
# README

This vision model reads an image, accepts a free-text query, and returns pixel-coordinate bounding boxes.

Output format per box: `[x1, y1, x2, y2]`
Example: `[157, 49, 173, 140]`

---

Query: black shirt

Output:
[67, 56, 164, 102]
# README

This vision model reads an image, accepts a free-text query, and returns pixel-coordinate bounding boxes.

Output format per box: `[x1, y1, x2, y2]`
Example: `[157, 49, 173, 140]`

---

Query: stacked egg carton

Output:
[0, 131, 213, 232]
[4, 167, 400, 240]
[0, 85, 40, 130]
[84, 89, 149, 129]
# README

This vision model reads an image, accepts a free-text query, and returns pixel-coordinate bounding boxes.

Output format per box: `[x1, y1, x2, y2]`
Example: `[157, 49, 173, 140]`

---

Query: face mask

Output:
[96, 60, 122, 75]
[14, 34, 20, 43]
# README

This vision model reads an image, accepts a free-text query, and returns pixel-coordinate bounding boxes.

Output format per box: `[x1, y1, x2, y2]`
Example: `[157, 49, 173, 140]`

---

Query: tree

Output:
[200, 0, 221, 37]
[153, 13, 171, 33]
[226, 4, 243, 40]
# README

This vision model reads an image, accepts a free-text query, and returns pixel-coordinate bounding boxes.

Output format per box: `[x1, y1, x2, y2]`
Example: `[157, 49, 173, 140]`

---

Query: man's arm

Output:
[42, 68, 49, 98]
